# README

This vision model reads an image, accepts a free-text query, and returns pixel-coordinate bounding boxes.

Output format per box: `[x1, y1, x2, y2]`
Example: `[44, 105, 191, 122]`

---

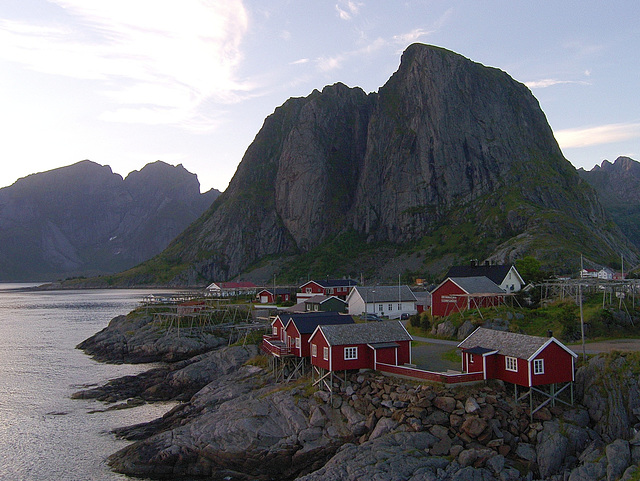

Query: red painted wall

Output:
[431, 280, 467, 317]
[272, 318, 285, 341]
[309, 331, 331, 371]
[463, 352, 485, 374]
[531, 342, 575, 386]
[331, 343, 374, 371]
[285, 323, 302, 357]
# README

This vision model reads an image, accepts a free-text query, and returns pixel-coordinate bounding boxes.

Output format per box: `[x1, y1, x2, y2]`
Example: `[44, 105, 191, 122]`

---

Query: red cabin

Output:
[298, 279, 358, 302]
[257, 288, 292, 304]
[282, 312, 354, 357]
[309, 321, 413, 372]
[458, 327, 577, 387]
[431, 276, 505, 317]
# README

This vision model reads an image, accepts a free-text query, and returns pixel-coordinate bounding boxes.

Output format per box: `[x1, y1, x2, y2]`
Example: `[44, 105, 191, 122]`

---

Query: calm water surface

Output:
[0, 284, 178, 480]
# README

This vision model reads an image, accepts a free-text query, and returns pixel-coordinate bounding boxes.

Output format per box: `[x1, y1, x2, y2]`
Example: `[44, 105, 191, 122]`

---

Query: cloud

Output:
[0, 0, 249, 130]
[392, 28, 433, 45]
[555, 122, 640, 148]
[336, 1, 362, 20]
[525, 79, 591, 89]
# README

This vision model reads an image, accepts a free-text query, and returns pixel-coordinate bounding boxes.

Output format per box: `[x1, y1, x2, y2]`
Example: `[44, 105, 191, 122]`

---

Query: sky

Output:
[0, 1, 638, 193]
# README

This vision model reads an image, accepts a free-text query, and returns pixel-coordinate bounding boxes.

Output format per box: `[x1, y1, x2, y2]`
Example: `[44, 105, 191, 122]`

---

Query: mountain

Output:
[578, 156, 640, 251]
[109, 44, 637, 287]
[0, 160, 220, 281]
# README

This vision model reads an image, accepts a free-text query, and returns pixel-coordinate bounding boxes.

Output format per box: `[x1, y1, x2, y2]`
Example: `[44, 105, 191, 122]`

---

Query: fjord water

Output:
[0, 284, 174, 480]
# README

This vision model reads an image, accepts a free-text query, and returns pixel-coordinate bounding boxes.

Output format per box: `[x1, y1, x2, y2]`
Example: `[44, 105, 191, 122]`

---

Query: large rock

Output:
[606, 439, 631, 481]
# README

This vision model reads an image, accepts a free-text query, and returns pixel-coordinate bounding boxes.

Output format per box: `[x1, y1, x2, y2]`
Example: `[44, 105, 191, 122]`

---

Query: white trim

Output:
[533, 358, 544, 375]
[527, 359, 532, 387]
[505, 356, 518, 372]
[329, 345, 332, 371]
[311, 344, 317, 357]
[344, 346, 358, 360]
[323, 346, 329, 361]
[527, 337, 578, 361]
[482, 355, 487, 380]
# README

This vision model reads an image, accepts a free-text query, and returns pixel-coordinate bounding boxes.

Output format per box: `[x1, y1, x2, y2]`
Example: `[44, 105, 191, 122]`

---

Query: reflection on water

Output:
[0, 285, 178, 480]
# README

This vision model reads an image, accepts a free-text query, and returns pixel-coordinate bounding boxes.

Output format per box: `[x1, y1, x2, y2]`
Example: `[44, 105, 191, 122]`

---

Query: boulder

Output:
[434, 396, 457, 413]
[606, 439, 631, 481]
[460, 416, 487, 438]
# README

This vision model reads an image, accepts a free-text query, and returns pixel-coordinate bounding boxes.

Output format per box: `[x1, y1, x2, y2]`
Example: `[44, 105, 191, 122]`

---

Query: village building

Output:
[297, 279, 358, 302]
[446, 263, 524, 292]
[413, 291, 431, 314]
[303, 295, 348, 313]
[206, 281, 258, 297]
[430, 276, 505, 317]
[308, 320, 413, 373]
[262, 312, 354, 382]
[457, 327, 577, 387]
[346, 285, 417, 319]
[257, 287, 292, 304]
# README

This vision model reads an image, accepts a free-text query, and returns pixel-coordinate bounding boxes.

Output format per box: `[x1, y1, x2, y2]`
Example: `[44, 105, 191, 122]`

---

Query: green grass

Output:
[441, 348, 462, 363]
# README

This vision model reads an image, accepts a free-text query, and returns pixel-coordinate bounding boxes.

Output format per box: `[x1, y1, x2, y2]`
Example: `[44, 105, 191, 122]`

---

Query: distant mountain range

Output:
[579, 156, 640, 253]
[0, 160, 219, 281]
[91, 43, 637, 287]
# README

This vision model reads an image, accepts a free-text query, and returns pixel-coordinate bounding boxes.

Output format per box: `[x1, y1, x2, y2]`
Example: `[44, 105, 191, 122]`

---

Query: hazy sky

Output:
[0, 1, 638, 192]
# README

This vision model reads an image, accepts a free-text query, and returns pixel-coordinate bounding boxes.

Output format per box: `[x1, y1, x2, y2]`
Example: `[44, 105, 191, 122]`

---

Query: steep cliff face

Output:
[129, 44, 636, 286]
[0, 160, 219, 280]
[578, 156, 640, 249]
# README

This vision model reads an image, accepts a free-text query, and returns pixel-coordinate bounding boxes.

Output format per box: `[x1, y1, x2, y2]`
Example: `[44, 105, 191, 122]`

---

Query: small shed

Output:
[431, 276, 505, 317]
[457, 327, 578, 387]
[257, 288, 292, 304]
[309, 320, 413, 372]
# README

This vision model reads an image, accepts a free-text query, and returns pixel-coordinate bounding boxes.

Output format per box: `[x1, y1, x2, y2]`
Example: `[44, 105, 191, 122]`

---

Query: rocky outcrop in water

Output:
[76, 310, 225, 364]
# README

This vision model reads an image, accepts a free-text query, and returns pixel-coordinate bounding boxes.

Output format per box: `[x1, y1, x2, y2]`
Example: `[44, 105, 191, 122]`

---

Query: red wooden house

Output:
[297, 279, 358, 302]
[262, 312, 354, 358]
[457, 327, 578, 387]
[308, 321, 413, 372]
[431, 276, 505, 317]
[257, 288, 292, 304]
[282, 312, 354, 357]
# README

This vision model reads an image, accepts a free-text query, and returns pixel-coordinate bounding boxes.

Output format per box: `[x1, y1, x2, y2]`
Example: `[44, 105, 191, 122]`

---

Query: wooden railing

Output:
[375, 362, 484, 384]
[261, 337, 290, 357]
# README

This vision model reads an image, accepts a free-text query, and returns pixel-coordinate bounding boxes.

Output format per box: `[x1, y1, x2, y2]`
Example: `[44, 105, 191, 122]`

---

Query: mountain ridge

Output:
[0, 160, 220, 281]
[56, 44, 640, 286]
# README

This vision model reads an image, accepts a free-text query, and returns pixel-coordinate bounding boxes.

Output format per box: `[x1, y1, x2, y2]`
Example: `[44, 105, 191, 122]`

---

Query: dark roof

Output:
[305, 295, 347, 305]
[368, 342, 400, 349]
[448, 276, 505, 294]
[258, 287, 291, 295]
[318, 321, 412, 346]
[301, 279, 359, 288]
[458, 327, 577, 360]
[352, 286, 417, 303]
[280, 312, 354, 334]
[446, 265, 513, 285]
[464, 346, 498, 355]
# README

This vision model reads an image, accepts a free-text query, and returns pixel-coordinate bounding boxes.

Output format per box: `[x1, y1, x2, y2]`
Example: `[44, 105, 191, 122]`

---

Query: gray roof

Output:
[318, 320, 413, 346]
[448, 276, 505, 294]
[305, 295, 347, 305]
[458, 327, 576, 360]
[353, 285, 417, 303]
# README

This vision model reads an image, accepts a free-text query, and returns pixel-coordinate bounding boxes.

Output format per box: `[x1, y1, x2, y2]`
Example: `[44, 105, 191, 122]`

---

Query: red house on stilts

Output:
[458, 327, 578, 417]
[308, 321, 413, 392]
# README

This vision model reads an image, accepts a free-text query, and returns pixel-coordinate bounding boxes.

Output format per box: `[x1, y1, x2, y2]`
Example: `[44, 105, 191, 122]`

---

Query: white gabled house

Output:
[347, 285, 417, 319]
[446, 263, 524, 293]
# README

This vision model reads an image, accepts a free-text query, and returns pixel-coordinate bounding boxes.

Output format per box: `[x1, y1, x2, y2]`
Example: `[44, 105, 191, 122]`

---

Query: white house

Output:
[347, 285, 417, 319]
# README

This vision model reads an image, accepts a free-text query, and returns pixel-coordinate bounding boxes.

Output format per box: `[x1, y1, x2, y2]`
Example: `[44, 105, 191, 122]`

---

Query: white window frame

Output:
[468, 353, 474, 364]
[272, 326, 277, 335]
[533, 358, 544, 375]
[323, 347, 329, 360]
[295, 337, 301, 349]
[505, 356, 518, 372]
[311, 344, 317, 357]
[388, 303, 393, 311]
[378, 304, 383, 312]
[398, 303, 402, 310]
[306, 287, 312, 293]
[344, 346, 358, 360]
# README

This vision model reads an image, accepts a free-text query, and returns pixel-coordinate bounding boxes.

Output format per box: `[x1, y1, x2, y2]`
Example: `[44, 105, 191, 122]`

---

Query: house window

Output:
[328, 288, 334, 294]
[505, 356, 518, 372]
[312, 344, 317, 357]
[344, 347, 358, 360]
[295, 337, 301, 348]
[378, 304, 383, 312]
[388, 304, 393, 311]
[533, 359, 544, 375]
[323, 347, 329, 360]
[314, 304, 319, 311]
[398, 304, 402, 310]
[306, 288, 312, 293]
[468, 353, 474, 364]
[272, 326, 277, 336]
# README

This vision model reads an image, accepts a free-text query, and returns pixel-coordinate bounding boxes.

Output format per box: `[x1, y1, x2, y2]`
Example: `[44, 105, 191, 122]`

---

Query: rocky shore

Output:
[75, 313, 640, 480]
